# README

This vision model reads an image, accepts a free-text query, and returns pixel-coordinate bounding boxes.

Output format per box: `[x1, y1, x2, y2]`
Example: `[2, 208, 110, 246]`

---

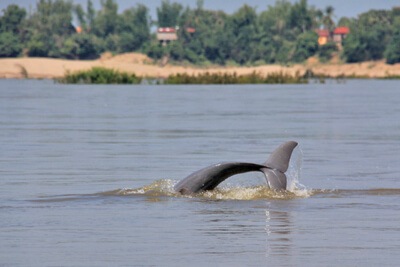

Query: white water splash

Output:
[113, 148, 313, 200]
[115, 179, 178, 196]
[286, 146, 313, 198]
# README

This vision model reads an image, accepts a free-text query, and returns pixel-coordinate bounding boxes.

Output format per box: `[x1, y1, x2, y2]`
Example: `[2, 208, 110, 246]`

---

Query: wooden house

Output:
[157, 27, 178, 45]
[157, 27, 196, 45]
[333, 27, 350, 44]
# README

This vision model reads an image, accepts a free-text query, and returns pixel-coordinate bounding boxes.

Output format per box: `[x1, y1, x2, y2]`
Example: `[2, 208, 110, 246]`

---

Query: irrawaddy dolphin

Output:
[174, 141, 298, 195]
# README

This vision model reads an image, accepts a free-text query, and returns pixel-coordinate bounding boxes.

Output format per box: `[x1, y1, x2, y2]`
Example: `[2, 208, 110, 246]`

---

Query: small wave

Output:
[310, 188, 400, 197]
[91, 184, 400, 201]
[31, 181, 400, 203]
[200, 185, 312, 200]
[99, 179, 313, 200]
[106, 179, 180, 197]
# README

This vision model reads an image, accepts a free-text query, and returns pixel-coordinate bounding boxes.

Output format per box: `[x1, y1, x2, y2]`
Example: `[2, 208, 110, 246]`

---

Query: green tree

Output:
[275, 40, 295, 63]
[176, 8, 230, 64]
[230, 5, 259, 64]
[27, 38, 49, 57]
[337, 17, 353, 27]
[74, 33, 102, 59]
[145, 41, 165, 60]
[342, 9, 393, 62]
[342, 30, 366, 63]
[24, 0, 76, 57]
[74, 4, 86, 30]
[92, 0, 119, 37]
[196, 0, 204, 10]
[292, 31, 318, 62]
[259, 1, 292, 37]
[1, 4, 26, 34]
[157, 0, 183, 27]
[0, 5, 26, 57]
[168, 40, 184, 61]
[322, 6, 335, 32]
[50, 0, 75, 35]
[385, 17, 400, 64]
[258, 1, 293, 63]
[0, 31, 22, 57]
[288, 0, 313, 33]
[87, 0, 96, 28]
[59, 37, 79, 59]
[318, 40, 337, 62]
[118, 5, 151, 52]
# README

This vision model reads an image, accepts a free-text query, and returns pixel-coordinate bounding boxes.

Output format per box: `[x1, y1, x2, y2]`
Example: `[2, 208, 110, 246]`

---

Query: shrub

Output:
[0, 31, 22, 57]
[57, 67, 142, 84]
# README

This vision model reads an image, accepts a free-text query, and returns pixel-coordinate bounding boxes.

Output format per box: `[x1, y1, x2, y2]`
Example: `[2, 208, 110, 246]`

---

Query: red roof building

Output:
[157, 27, 195, 45]
[317, 29, 330, 37]
[316, 27, 350, 46]
[157, 27, 178, 44]
[333, 27, 350, 45]
[157, 27, 177, 33]
[333, 27, 350, 35]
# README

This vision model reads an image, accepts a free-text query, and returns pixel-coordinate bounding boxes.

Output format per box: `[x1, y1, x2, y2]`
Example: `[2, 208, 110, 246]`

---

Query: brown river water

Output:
[1, 79, 399, 266]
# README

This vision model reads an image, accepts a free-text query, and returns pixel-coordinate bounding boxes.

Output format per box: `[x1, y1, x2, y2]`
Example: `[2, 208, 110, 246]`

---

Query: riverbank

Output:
[1, 53, 400, 79]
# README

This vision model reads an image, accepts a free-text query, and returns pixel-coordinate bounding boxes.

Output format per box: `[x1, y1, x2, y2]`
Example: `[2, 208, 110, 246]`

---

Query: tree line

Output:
[0, 0, 399, 65]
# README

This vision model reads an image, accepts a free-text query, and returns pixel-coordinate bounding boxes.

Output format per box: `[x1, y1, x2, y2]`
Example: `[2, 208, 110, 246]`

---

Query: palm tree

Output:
[323, 6, 335, 32]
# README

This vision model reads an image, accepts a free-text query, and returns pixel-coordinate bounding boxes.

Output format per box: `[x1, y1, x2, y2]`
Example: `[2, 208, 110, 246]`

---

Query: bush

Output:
[118, 32, 137, 53]
[385, 41, 400, 65]
[275, 41, 295, 63]
[59, 38, 79, 59]
[57, 67, 142, 84]
[27, 39, 48, 57]
[292, 31, 319, 62]
[74, 34, 103, 59]
[145, 42, 166, 60]
[0, 31, 22, 57]
[318, 41, 338, 62]
[164, 71, 308, 84]
[385, 18, 400, 64]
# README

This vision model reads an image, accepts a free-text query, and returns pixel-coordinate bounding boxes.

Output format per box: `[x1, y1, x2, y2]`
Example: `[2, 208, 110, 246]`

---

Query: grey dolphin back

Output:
[264, 141, 298, 173]
[174, 162, 265, 194]
[175, 141, 298, 195]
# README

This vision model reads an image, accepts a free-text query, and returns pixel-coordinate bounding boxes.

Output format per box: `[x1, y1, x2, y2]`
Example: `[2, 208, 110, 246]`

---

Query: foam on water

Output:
[113, 178, 313, 200]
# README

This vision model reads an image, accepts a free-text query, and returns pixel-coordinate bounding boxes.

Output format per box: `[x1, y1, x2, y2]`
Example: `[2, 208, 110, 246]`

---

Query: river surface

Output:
[1, 79, 399, 266]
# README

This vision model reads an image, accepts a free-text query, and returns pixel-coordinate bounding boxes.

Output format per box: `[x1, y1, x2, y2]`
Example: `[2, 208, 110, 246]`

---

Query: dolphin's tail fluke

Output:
[262, 141, 298, 190]
[261, 168, 287, 190]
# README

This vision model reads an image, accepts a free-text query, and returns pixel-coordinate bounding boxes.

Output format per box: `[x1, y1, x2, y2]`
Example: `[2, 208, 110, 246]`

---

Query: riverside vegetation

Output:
[57, 67, 400, 85]
[56, 67, 308, 84]
[1, 0, 400, 66]
[164, 71, 308, 84]
[57, 67, 141, 84]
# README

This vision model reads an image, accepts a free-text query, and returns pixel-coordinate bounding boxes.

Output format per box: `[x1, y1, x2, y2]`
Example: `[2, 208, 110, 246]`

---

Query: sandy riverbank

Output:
[1, 53, 400, 79]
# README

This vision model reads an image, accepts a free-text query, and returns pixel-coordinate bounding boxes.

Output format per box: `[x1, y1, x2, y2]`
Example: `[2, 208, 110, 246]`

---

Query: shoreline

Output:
[1, 53, 400, 80]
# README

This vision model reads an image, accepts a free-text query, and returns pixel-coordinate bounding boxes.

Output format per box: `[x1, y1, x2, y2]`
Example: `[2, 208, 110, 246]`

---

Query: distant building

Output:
[157, 27, 196, 45]
[333, 27, 350, 44]
[317, 27, 350, 47]
[317, 29, 330, 46]
[157, 27, 178, 45]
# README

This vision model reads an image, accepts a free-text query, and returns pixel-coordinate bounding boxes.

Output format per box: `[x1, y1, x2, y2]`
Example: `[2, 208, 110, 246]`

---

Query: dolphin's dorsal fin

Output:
[264, 141, 298, 173]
